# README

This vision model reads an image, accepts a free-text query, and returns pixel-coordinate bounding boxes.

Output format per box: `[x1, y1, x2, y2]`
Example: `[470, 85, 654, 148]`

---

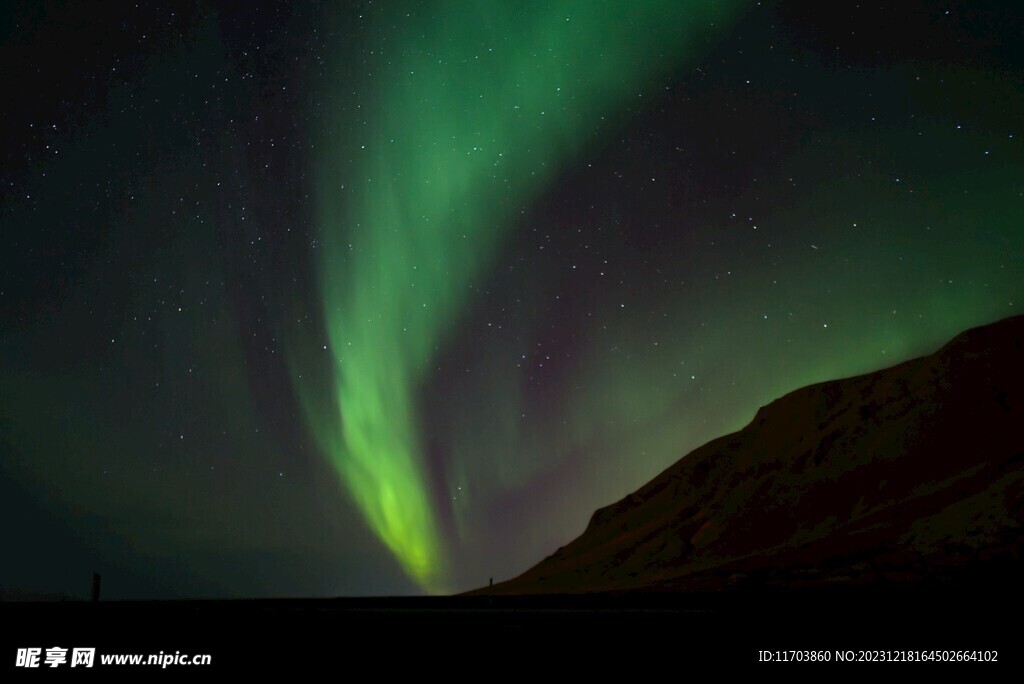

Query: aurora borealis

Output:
[2, 0, 1022, 598]
[303, 0, 742, 591]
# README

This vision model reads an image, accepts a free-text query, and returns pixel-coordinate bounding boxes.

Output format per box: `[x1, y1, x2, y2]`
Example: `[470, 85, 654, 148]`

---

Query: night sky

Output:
[2, 0, 1021, 598]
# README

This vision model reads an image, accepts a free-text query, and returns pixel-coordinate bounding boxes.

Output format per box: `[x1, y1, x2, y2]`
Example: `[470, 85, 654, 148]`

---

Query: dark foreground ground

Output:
[2, 584, 1018, 673]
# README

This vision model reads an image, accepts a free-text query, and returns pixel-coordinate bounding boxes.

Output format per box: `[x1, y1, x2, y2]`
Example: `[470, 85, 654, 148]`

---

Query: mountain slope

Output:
[481, 315, 1024, 594]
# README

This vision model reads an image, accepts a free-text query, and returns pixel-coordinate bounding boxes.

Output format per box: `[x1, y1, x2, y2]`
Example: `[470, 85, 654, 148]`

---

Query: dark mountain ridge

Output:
[479, 315, 1024, 594]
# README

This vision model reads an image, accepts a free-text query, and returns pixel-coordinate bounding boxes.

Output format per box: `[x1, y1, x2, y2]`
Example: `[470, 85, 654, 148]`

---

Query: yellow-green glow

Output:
[300, 0, 744, 590]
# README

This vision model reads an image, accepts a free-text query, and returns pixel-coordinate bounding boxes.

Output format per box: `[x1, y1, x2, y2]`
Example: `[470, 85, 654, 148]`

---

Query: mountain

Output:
[480, 315, 1024, 594]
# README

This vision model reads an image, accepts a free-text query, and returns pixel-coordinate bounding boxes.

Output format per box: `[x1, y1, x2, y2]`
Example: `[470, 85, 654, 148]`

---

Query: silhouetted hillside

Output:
[479, 316, 1024, 594]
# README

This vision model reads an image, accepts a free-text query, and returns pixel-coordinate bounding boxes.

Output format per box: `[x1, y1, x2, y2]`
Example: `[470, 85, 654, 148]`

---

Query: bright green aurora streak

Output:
[302, 1, 743, 590]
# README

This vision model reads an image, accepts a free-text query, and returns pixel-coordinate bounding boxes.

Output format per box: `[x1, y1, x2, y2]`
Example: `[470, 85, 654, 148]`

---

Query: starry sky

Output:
[1, 0, 1021, 598]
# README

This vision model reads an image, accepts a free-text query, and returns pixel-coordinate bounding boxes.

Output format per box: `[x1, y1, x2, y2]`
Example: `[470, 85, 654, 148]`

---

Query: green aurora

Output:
[1, 0, 1021, 600]
[302, 1, 744, 589]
